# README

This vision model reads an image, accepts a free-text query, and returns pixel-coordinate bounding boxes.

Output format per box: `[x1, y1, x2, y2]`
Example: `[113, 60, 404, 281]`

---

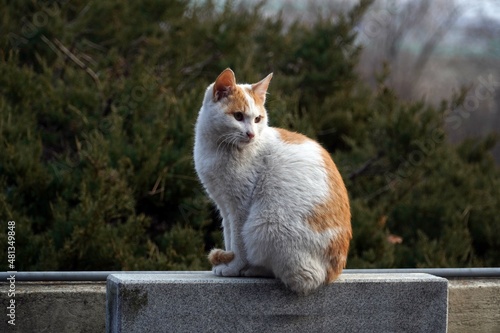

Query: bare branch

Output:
[348, 151, 385, 180]
[41, 35, 103, 93]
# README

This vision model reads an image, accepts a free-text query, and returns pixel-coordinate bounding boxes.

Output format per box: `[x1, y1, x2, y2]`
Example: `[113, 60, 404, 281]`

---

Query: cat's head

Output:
[200, 68, 273, 149]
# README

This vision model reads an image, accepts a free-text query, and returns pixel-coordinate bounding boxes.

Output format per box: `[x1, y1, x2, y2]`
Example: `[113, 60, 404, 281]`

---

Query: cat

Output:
[193, 68, 351, 295]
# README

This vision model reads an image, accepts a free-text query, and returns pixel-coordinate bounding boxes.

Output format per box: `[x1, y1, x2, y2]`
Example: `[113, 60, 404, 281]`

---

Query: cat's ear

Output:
[252, 73, 273, 104]
[213, 68, 236, 102]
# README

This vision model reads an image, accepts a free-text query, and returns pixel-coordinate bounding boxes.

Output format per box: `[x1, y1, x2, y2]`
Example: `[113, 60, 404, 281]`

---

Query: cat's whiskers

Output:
[215, 132, 239, 158]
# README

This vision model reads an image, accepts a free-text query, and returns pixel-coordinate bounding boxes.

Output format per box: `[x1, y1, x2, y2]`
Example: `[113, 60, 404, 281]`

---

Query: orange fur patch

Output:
[305, 146, 351, 283]
[245, 86, 265, 106]
[208, 248, 235, 265]
[275, 128, 309, 144]
[325, 233, 351, 283]
[223, 86, 267, 120]
[245, 87, 267, 119]
[307, 148, 351, 232]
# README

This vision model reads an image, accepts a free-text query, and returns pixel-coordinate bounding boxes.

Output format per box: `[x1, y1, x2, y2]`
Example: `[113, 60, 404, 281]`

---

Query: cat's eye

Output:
[255, 116, 262, 123]
[233, 112, 244, 121]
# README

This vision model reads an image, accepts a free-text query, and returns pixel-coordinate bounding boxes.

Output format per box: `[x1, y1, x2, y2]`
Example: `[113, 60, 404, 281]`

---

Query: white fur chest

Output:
[194, 134, 263, 213]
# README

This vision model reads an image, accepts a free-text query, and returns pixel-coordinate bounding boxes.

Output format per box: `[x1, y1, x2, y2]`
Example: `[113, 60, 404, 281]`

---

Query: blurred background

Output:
[1, 0, 499, 272]
[245, 0, 500, 159]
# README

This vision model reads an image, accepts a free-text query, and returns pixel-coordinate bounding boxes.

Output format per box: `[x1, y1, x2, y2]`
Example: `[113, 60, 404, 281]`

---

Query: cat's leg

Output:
[222, 221, 232, 252]
[212, 213, 249, 276]
[244, 211, 327, 294]
[219, 211, 232, 252]
[210, 223, 236, 265]
[208, 208, 238, 269]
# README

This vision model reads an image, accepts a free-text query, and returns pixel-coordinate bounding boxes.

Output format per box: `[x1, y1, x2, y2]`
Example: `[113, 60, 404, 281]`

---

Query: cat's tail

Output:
[278, 260, 326, 296]
[278, 234, 350, 295]
[208, 248, 234, 265]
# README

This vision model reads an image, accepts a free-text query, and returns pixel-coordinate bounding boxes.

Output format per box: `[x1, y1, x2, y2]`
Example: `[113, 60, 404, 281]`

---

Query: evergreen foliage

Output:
[1, 0, 498, 271]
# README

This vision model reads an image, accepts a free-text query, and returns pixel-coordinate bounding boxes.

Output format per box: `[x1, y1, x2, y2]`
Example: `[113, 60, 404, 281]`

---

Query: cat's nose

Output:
[246, 131, 255, 139]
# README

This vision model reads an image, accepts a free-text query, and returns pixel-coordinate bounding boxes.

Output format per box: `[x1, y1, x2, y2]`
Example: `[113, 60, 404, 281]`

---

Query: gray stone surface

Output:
[448, 279, 500, 333]
[0, 282, 105, 333]
[106, 272, 448, 333]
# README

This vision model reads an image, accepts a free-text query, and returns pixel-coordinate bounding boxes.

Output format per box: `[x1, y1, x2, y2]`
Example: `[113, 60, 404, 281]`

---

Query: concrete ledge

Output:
[2, 275, 498, 332]
[106, 272, 448, 333]
[0, 282, 105, 333]
[448, 279, 500, 333]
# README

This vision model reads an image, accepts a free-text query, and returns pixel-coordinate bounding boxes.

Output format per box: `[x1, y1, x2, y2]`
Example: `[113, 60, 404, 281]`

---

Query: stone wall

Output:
[0, 273, 499, 332]
[107, 272, 448, 333]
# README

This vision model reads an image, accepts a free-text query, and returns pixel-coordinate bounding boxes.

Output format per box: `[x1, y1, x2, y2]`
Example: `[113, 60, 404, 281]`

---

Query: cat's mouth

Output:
[234, 135, 256, 149]
[238, 137, 253, 146]
[243, 136, 254, 142]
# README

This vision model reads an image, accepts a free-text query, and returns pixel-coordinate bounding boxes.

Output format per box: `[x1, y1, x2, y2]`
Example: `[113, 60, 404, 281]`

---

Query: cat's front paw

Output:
[212, 260, 245, 277]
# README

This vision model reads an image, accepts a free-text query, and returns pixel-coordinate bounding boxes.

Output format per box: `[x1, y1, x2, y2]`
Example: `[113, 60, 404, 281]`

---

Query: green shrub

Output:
[1, 0, 498, 271]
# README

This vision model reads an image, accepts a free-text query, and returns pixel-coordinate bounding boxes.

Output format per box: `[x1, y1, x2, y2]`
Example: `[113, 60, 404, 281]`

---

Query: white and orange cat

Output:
[194, 68, 351, 295]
